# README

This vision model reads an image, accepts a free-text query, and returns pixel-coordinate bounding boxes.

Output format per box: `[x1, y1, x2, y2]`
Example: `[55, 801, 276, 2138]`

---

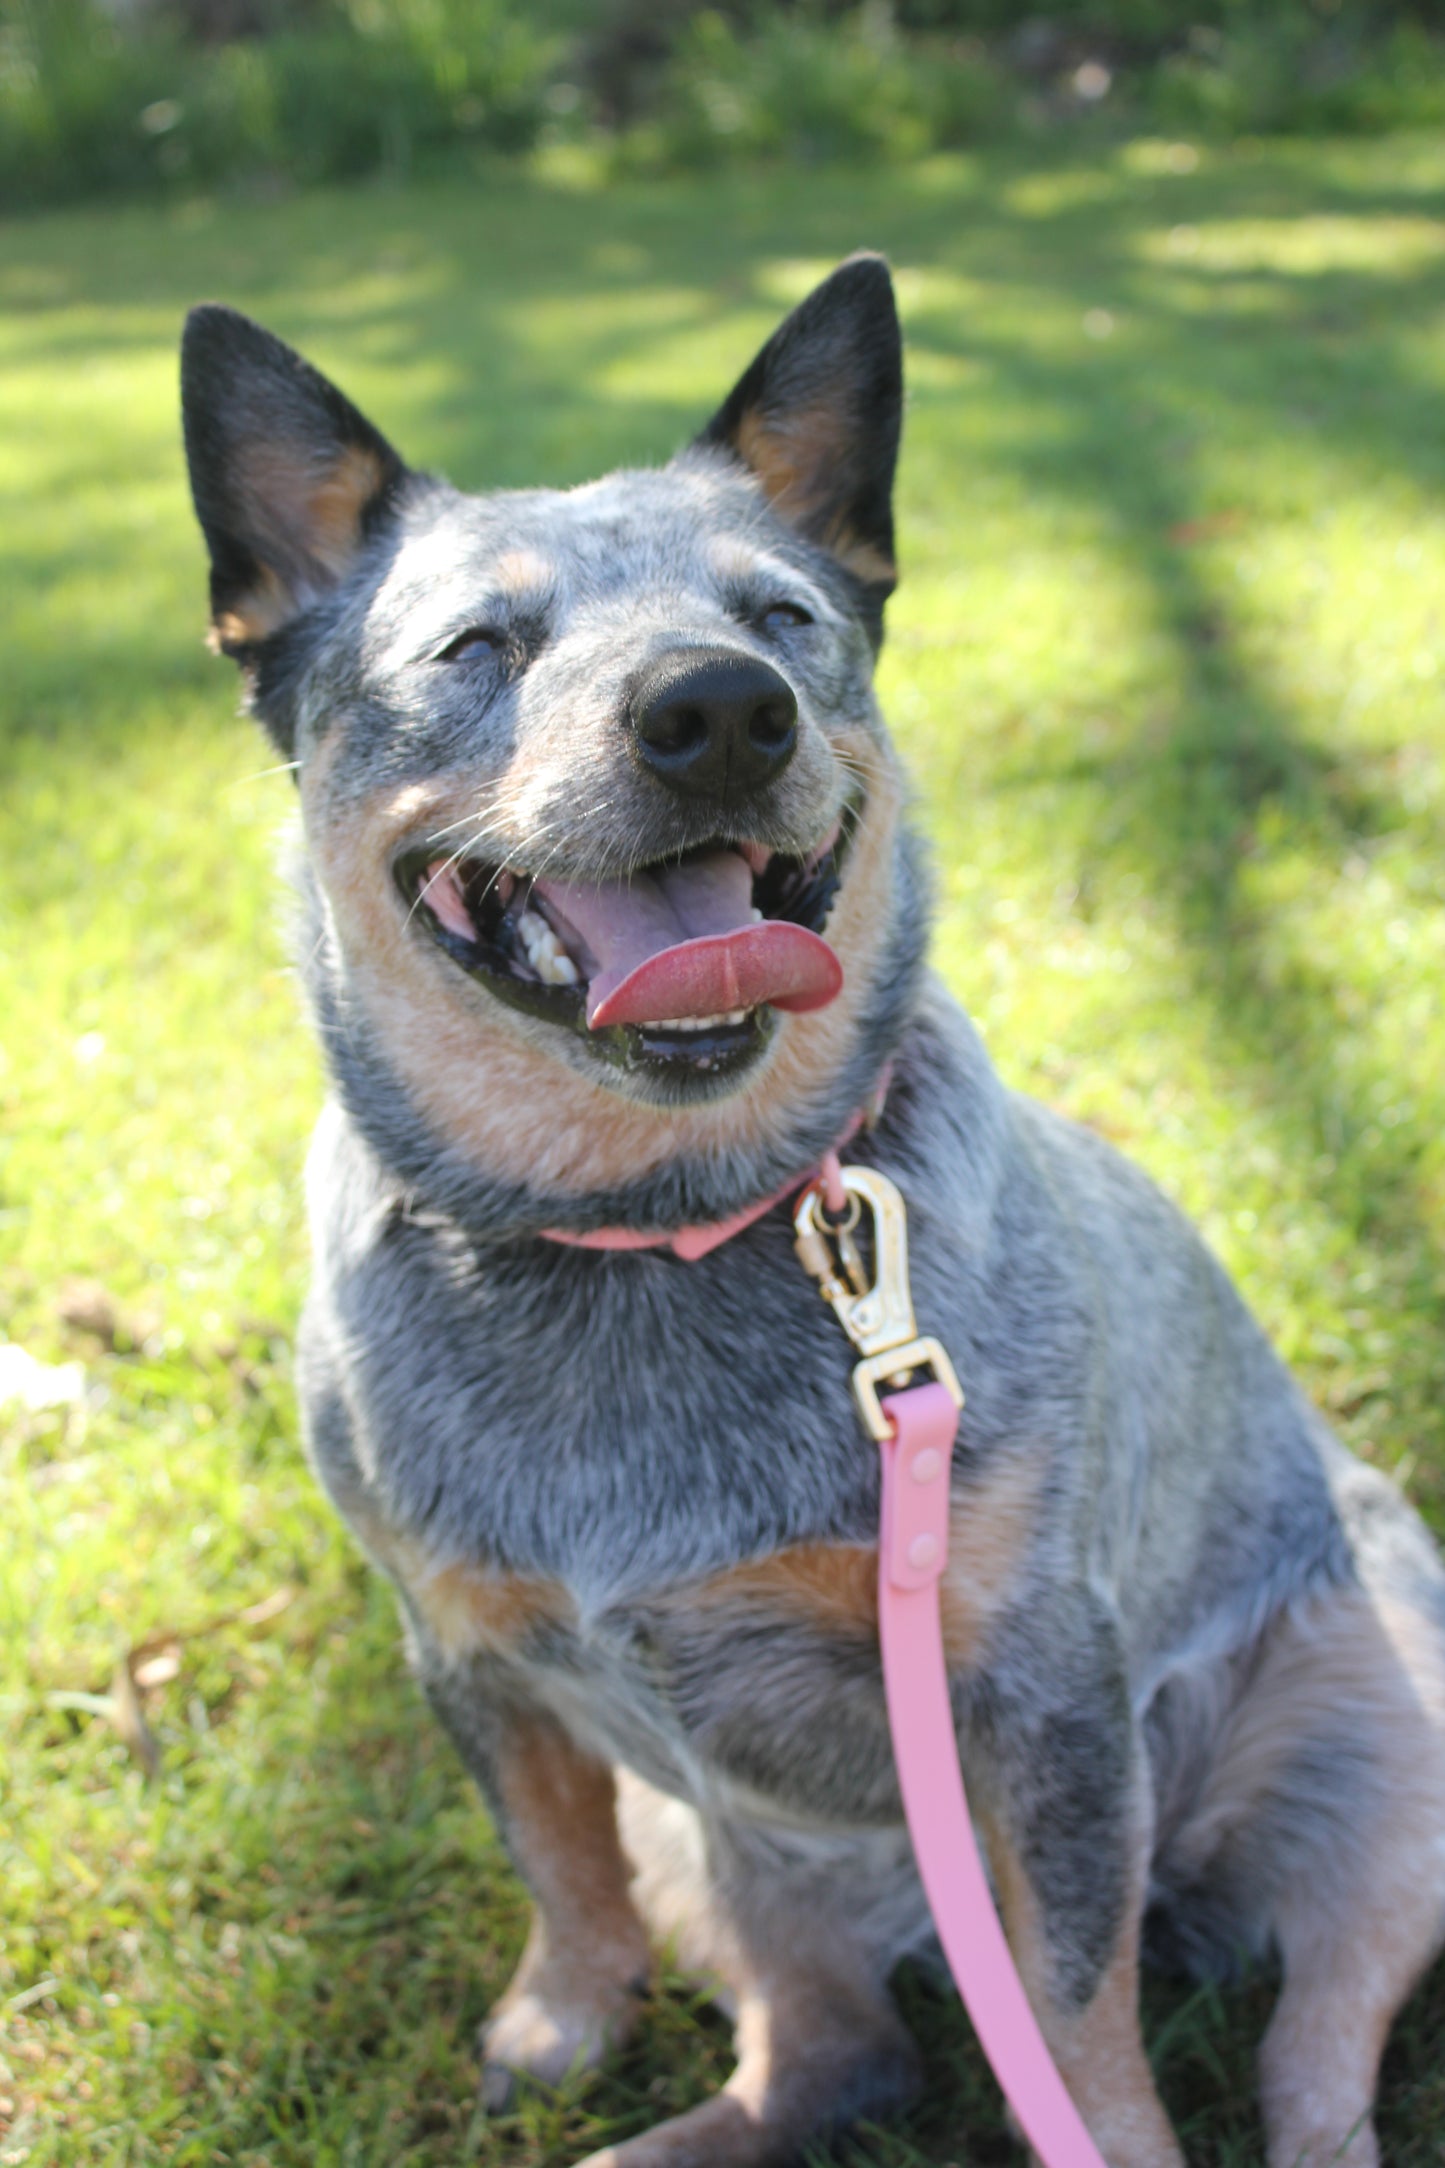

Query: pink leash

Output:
[543, 1139, 1108, 2166]
[877, 1383, 1108, 2167]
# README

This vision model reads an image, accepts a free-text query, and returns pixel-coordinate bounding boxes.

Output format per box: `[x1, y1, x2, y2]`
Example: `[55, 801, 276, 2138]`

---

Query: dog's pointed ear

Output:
[181, 304, 408, 654]
[695, 253, 902, 604]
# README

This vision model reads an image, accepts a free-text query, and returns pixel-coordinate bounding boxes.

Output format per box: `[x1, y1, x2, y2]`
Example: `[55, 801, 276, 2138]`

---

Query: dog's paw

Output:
[479, 1977, 645, 2111]
[570, 2094, 757, 2168]
[1265, 2120, 1378, 2168]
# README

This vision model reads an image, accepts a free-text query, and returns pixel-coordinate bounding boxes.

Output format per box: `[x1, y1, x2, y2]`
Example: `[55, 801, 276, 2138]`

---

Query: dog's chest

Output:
[303, 1120, 1064, 1819]
[398, 1462, 1041, 1824]
[412, 1541, 904, 1820]
[315, 1206, 906, 1588]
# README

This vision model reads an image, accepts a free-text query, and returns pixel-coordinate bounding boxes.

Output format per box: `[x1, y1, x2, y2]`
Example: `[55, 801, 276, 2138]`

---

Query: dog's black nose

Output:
[629, 649, 798, 803]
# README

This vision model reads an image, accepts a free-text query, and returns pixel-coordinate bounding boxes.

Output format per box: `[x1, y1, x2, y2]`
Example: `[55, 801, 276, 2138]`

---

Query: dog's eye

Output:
[438, 627, 506, 663]
[760, 602, 813, 633]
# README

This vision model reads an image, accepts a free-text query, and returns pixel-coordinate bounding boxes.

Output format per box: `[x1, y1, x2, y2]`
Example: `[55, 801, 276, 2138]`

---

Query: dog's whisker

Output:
[225, 758, 302, 790]
[404, 801, 599, 932]
[424, 809, 505, 845]
[404, 841, 481, 934]
[832, 743, 875, 786]
[430, 783, 536, 838]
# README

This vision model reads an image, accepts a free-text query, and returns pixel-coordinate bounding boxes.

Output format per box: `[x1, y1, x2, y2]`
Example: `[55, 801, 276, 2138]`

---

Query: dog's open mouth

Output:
[395, 814, 854, 1078]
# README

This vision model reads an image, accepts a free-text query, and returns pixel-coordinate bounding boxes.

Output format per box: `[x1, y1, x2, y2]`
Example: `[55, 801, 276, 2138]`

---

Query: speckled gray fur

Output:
[299, 983, 1409, 2004]
[182, 264, 1445, 2158]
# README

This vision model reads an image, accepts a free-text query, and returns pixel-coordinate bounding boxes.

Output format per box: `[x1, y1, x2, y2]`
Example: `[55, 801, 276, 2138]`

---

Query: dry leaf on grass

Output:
[107, 1663, 159, 1781]
[123, 1583, 296, 1676]
[54, 1278, 163, 1353]
[131, 1645, 181, 1690]
[53, 1279, 121, 1348]
[45, 1586, 297, 1778]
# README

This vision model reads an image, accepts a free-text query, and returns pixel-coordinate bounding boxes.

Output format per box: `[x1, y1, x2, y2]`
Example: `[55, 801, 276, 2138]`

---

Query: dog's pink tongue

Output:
[535, 848, 842, 1029]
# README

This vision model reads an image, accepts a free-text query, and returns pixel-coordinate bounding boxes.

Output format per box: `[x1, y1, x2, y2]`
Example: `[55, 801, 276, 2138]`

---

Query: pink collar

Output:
[538, 1075, 888, 1261]
[540, 1142, 851, 1262]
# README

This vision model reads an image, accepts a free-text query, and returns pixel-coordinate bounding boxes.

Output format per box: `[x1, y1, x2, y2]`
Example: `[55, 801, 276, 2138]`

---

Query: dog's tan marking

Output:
[825, 532, 897, 587]
[491, 547, 554, 593]
[211, 562, 291, 648]
[297, 443, 390, 576]
[482, 1712, 653, 2103]
[675, 1449, 1044, 1673]
[982, 1796, 1185, 2168]
[246, 440, 387, 581]
[939, 1451, 1046, 1665]
[301, 733, 907, 1200]
[496, 1718, 650, 1972]
[413, 1560, 570, 1664]
[690, 1542, 875, 1632]
[735, 410, 897, 588]
[1178, 1584, 1445, 2168]
[212, 442, 390, 644]
[345, 1513, 571, 1666]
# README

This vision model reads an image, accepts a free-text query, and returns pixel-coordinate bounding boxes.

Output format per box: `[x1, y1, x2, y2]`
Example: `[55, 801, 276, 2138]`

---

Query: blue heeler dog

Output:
[181, 257, 1445, 2168]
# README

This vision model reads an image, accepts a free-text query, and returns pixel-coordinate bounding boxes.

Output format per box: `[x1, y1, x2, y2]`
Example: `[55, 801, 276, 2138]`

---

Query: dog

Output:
[180, 256, 1445, 2168]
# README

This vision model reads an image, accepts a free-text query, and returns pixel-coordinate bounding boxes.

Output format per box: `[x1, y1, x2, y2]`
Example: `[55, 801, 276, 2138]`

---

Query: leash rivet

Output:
[910, 1447, 943, 1484]
[907, 1533, 939, 1570]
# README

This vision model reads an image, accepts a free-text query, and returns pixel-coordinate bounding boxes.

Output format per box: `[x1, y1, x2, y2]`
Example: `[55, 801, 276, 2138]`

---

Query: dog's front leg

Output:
[420, 1661, 652, 2107]
[977, 1688, 1183, 2168]
[575, 1810, 921, 2168]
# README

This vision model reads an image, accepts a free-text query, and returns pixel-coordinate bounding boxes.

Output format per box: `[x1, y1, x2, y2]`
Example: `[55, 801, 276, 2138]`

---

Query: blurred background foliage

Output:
[8, 0, 1445, 207]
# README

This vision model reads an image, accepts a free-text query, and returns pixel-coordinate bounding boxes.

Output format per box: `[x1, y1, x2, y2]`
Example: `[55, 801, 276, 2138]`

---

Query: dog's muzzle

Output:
[394, 806, 858, 1085]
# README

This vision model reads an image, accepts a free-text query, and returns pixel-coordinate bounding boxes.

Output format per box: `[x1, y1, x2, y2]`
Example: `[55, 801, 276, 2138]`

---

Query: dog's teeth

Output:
[517, 908, 580, 987]
[749, 906, 764, 923]
[650, 1010, 751, 1033]
[516, 911, 550, 970]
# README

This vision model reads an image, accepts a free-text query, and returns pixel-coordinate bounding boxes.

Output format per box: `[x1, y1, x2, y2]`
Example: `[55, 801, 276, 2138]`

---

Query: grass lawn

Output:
[3, 136, 1445, 2165]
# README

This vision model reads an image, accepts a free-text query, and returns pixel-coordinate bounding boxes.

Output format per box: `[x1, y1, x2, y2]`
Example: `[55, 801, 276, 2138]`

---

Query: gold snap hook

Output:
[793, 1165, 965, 1440]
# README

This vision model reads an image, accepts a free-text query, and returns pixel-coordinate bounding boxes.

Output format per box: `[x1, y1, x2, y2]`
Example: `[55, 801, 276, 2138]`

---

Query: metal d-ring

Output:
[816, 1191, 862, 1236]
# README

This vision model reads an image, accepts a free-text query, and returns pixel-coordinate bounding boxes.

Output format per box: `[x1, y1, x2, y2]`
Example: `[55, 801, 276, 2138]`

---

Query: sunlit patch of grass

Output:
[2, 135, 1444, 2162]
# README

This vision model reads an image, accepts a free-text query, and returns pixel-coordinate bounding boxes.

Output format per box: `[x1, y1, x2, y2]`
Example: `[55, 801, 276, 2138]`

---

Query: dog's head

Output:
[182, 257, 929, 1225]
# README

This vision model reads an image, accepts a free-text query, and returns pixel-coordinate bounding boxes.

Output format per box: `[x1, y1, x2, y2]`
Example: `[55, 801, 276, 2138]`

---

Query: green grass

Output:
[3, 137, 1445, 2164]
